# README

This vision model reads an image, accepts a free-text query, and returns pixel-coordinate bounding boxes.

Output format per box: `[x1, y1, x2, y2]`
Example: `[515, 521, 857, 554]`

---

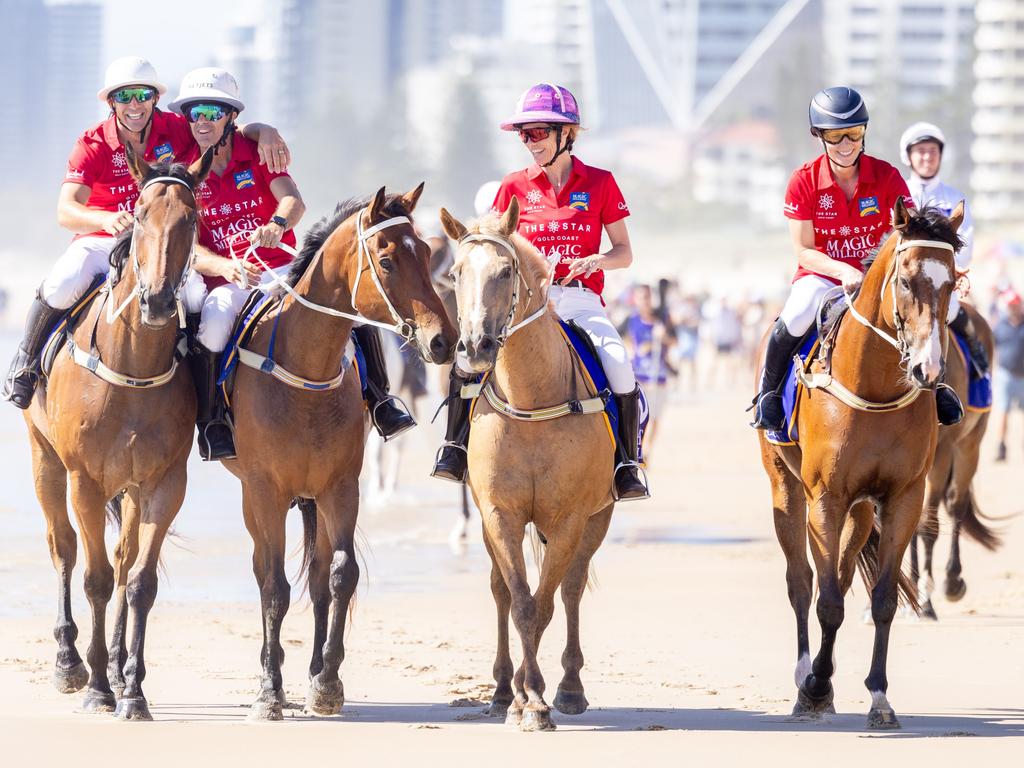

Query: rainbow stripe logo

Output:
[234, 169, 255, 190]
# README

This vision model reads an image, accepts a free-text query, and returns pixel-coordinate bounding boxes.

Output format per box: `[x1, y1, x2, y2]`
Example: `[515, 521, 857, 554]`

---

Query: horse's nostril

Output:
[429, 333, 447, 357]
[478, 335, 496, 354]
[456, 339, 467, 354]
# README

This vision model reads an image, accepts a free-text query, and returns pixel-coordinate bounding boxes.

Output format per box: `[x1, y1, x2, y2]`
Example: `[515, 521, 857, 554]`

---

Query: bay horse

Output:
[910, 304, 1000, 618]
[222, 185, 456, 720]
[25, 145, 212, 720]
[758, 199, 964, 729]
[440, 198, 616, 732]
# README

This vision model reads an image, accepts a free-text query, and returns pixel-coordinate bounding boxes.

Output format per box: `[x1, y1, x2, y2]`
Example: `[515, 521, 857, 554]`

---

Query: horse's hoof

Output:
[486, 696, 513, 717]
[81, 688, 117, 713]
[504, 699, 524, 727]
[919, 601, 938, 621]
[944, 577, 967, 602]
[53, 662, 89, 694]
[305, 678, 344, 716]
[248, 699, 284, 722]
[519, 704, 556, 732]
[867, 707, 901, 729]
[553, 687, 589, 715]
[114, 696, 152, 721]
[791, 685, 834, 718]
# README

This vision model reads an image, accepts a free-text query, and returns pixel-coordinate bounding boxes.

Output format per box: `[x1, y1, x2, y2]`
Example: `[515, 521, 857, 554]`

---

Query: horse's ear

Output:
[440, 207, 468, 242]
[948, 200, 965, 233]
[368, 186, 387, 221]
[892, 196, 912, 231]
[188, 147, 215, 187]
[124, 142, 151, 185]
[400, 182, 425, 213]
[499, 195, 520, 237]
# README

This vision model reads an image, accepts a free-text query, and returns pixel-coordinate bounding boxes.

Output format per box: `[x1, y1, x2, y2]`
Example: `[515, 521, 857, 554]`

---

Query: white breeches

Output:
[548, 285, 636, 394]
[197, 272, 276, 352]
[779, 275, 836, 337]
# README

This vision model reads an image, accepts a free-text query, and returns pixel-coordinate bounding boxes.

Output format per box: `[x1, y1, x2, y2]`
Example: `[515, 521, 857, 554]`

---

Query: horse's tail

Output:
[292, 497, 318, 597]
[105, 490, 124, 530]
[527, 523, 545, 576]
[857, 525, 920, 614]
[957, 484, 1002, 551]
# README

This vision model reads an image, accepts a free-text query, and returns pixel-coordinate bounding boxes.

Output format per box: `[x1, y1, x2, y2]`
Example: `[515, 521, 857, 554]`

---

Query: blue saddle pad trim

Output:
[952, 331, 992, 410]
[766, 331, 819, 446]
[42, 274, 106, 349]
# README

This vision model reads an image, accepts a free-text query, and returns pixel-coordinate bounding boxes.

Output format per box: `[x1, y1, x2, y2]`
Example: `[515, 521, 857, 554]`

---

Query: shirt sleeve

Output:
[63, 138, 102, 188]
[600, 172, 629, 225]
[783, 169, 812, 220]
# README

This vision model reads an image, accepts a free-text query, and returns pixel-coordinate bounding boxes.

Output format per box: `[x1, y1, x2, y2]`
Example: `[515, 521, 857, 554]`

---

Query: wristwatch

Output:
[270, 214, 288, 228]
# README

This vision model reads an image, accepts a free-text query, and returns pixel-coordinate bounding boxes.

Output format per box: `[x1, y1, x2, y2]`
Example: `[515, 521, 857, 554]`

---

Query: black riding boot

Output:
[2, 293, 64, 409]
[935, 384, 965, 427]
[353, 325, 416, 441]
[613, 385, 650, 501]
[191, 344, 236, 461]
[949, 305, 991, 377]
[750, 319, 803, 431]
[431, 367, 473, 484]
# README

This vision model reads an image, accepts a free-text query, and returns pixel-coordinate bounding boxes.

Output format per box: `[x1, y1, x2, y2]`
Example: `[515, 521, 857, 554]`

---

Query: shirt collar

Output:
[101, 108, 170, 153]
[815, 151, 875, 188]
[526, 154, 588, 183]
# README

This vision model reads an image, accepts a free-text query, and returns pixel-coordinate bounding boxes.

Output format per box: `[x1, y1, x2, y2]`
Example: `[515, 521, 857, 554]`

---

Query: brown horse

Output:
[25, 146, 211, 719]
[221, 186, 456, 720]
[758, 199, 964, 729]
[910, 304, 1000, 618]
[440, 199, 616, 732]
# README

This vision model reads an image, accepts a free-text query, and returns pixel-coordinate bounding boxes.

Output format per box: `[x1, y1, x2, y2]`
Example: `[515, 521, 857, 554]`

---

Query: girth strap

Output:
[460, 379, 610, 422]
[68, 333, 187, 389]
[796, 364, 923, 413]
[235, 345, 350, 392]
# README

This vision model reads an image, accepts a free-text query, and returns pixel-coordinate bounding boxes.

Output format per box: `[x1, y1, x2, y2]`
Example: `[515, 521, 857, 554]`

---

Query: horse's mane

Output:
[864, 204, 964, 271]
[287, 194, 413, 287]
[468, 212, 553, 290]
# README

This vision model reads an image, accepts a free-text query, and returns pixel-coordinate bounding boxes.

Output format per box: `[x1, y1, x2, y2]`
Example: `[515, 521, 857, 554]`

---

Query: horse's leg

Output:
[238, 481, 291, 721]
[920, 445, 952, 618]
[115, 463, 187, 721]
[794, 492, 844, 718]
[108, 489, 141, 697]
[838, 500, 874, 594]
[27, 425, 88, 694]
[307, 518, 332, 681]
[67, 473, 117, 713]
[481, 527, 515, 717]
[943, 447, 981, 602]
[864, 488, 924, 730]
[306, 478, 360, 716]
[553, 504, 613, 716]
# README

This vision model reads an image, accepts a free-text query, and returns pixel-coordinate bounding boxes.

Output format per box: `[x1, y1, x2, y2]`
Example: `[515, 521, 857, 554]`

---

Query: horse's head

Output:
[123, 144, 213, 328]
[882, 197, 965, 388]
[348, 184, 456, 364]
[441, 197, 550, 372]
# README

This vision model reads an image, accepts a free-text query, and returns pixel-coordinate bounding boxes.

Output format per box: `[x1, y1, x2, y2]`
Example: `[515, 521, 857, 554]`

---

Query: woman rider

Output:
[750, 86, 965, 430]
[2, 56, 290, 409]
[170, 68, 413, 460]
[431, 83, 649, 501]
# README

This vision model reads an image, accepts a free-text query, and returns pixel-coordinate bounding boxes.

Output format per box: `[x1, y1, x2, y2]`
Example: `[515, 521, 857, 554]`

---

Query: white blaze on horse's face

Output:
[453, 241, 515, 371]
[898, 252, 954, 387]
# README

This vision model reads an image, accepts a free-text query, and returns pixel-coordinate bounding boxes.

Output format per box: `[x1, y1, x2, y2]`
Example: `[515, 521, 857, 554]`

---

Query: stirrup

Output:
[612, 460, 650, 502]
[749, 390, 784, 431]
[430, 441, 468, 484]
[370, 394, 417, 442]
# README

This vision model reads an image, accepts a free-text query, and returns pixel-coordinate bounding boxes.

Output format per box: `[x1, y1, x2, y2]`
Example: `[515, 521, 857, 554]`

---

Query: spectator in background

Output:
[621, 284, 675, 456]
[705, 296, 743, 387]
[992, 291, 1024, 462]
[671, 292, 702, 393]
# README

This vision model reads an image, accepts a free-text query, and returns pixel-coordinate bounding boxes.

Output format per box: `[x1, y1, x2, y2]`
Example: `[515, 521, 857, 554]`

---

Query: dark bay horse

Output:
[25, 146, 212, 719]
[441, 199, 616, 732]
[223, 185, 456, 720]
[911, 304, 1000, 618]
[758, 199, 964, 729]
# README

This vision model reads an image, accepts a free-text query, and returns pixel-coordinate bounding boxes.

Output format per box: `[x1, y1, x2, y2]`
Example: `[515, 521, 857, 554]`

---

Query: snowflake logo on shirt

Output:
[547, 221, 560, 233]
[839, 225, 851, 236]
[819, 194, 834, 210]
[525, 189, 542, 205]
[219, 204, 233, 217]
[111, 151, 127, 170]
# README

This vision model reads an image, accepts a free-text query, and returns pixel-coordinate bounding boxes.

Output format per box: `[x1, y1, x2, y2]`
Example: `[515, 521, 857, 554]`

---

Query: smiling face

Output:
[908, 140, 942, 179]
[824, 134, 863, 167]
[109, 84, 157, 133]
[186, 103, 235, 150]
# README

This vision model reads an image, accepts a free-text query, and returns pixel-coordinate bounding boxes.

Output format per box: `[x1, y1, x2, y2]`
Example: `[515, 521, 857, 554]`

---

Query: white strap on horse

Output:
[235, 345, 350, 391]
[461, 378, 607, 421]
[796, 365, 923, 413]
[69, 334, 187, 389]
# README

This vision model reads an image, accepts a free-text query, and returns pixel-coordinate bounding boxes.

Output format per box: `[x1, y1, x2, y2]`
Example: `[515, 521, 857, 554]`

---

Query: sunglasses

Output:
[517, 125, 555, 143]
[186, 103, 229, 123]
[111, 87, 156, 104]
[820, 125, 866, 145]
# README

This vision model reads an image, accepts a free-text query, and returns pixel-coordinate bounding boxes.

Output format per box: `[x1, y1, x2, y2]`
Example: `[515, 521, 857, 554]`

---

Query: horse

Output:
[440, 198, 616, 732]
[910, 304, 1000, 619]
[24, 145, 212, 720]
[221, 185, 456, 720]
[757, 199, 964, 729]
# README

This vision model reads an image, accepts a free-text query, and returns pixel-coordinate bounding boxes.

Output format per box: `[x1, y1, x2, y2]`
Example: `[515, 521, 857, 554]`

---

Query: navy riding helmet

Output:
[808, 86, 869, 134]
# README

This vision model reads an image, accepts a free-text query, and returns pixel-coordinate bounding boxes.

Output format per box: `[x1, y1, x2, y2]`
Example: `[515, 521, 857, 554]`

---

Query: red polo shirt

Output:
[184, 132, 296, 289]
[492, 156, 629, 296]
[784, 153, 912, 284]
[63, 109, 195, 239]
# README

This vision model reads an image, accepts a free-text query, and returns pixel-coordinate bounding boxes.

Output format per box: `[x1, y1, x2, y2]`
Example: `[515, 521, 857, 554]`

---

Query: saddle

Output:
[40, 276, 107, 379]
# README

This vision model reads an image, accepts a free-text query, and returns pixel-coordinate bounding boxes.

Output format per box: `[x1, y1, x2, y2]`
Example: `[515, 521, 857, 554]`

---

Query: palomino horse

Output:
[222, 186, 456, 720]
[910, 304, 1000, 618]
[25, 146, 211, 719]
[440, 199, 615, 732]
[758, 200, 964, 729]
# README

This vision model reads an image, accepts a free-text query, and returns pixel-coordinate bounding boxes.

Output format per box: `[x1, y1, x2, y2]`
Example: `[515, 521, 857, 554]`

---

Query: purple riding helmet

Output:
[501, 83, 580, 167]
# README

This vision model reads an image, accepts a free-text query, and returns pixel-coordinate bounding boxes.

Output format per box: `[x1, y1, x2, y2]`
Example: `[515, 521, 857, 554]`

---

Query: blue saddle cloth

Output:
[765, 331, 819, 447]
[952, 330, 993, 411]
[40, 275, 107, 377]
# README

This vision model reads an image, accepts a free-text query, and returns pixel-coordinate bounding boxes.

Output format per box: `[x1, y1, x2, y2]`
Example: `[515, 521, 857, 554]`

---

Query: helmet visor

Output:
[820, 125, 866, 145]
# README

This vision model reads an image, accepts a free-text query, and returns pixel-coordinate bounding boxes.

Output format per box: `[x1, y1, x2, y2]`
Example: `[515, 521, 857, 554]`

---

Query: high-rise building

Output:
[0, 0, 48, 175]
[971, 0, 1024, 223]
[216, 25, 272, 122]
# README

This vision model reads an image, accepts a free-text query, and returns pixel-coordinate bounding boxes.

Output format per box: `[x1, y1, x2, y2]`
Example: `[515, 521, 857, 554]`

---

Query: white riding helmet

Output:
[899, 122, 946, 166]
[168, 67, 245, 115]
[97, 56, 167, 102]
[474, 180, 501, 218]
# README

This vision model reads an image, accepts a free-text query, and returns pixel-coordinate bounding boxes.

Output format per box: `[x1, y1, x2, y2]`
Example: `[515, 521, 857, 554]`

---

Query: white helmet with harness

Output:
[899, 122, 946, 166]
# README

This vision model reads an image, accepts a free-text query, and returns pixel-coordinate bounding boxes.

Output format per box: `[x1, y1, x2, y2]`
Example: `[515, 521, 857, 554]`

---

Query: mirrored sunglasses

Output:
[111, 87, 156, 104]
[186, 103, 229, 123]
[517, 125, 555, 143]
[820, 125, 866, 145]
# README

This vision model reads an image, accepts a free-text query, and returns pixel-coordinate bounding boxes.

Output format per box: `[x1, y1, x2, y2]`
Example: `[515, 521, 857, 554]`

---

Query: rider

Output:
[431, 83, 650, 501]
[899, 121, 989, 379]
[170, 68, 414, 460]
[2, 56, 289, 410]
[751, 86, 965, 430]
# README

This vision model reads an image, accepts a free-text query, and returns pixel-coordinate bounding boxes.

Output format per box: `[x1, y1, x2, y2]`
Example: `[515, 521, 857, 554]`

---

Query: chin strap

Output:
[542, 124, 575, 168]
